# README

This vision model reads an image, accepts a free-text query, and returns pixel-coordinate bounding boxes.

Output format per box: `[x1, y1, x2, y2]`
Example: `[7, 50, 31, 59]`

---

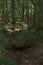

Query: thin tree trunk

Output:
[11, 0, 15, 25]
[3, 0, 9, 24]
[20, 0, 24, 29]
[26, 0, 29, 29]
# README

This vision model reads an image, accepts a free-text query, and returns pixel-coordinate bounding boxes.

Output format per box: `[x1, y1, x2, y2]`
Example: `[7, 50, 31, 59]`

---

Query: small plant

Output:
[0, 56, 17, 65]
[17, 29, 40, 47]
[1, 27, 9, 36]
[0, 29, 9, 51]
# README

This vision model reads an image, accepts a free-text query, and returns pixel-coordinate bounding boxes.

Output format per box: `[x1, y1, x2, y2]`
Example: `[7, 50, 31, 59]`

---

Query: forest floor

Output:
[1, 32, 43, 65]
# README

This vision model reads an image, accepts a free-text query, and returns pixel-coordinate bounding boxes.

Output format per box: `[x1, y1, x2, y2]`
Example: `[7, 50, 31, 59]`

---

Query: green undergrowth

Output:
[17, 29, 43, 46]
[17, 29, 43, 61]
[0, 27, 9, 36]
[0, 27, 17, 65]
[0, 28, 9, 51]
[0, 56, 17, 65]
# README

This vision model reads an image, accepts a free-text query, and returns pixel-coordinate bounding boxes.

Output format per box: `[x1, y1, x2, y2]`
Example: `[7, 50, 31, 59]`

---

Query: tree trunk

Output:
[11, 0, 15, 25]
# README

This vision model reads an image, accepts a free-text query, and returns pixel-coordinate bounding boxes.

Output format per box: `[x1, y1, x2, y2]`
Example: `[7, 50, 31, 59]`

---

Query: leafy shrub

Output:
[0, 56, 17, 65]
[17, 29, 40, 46]
[0, 30, 9, 51]
[0, 27, 9, 36]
